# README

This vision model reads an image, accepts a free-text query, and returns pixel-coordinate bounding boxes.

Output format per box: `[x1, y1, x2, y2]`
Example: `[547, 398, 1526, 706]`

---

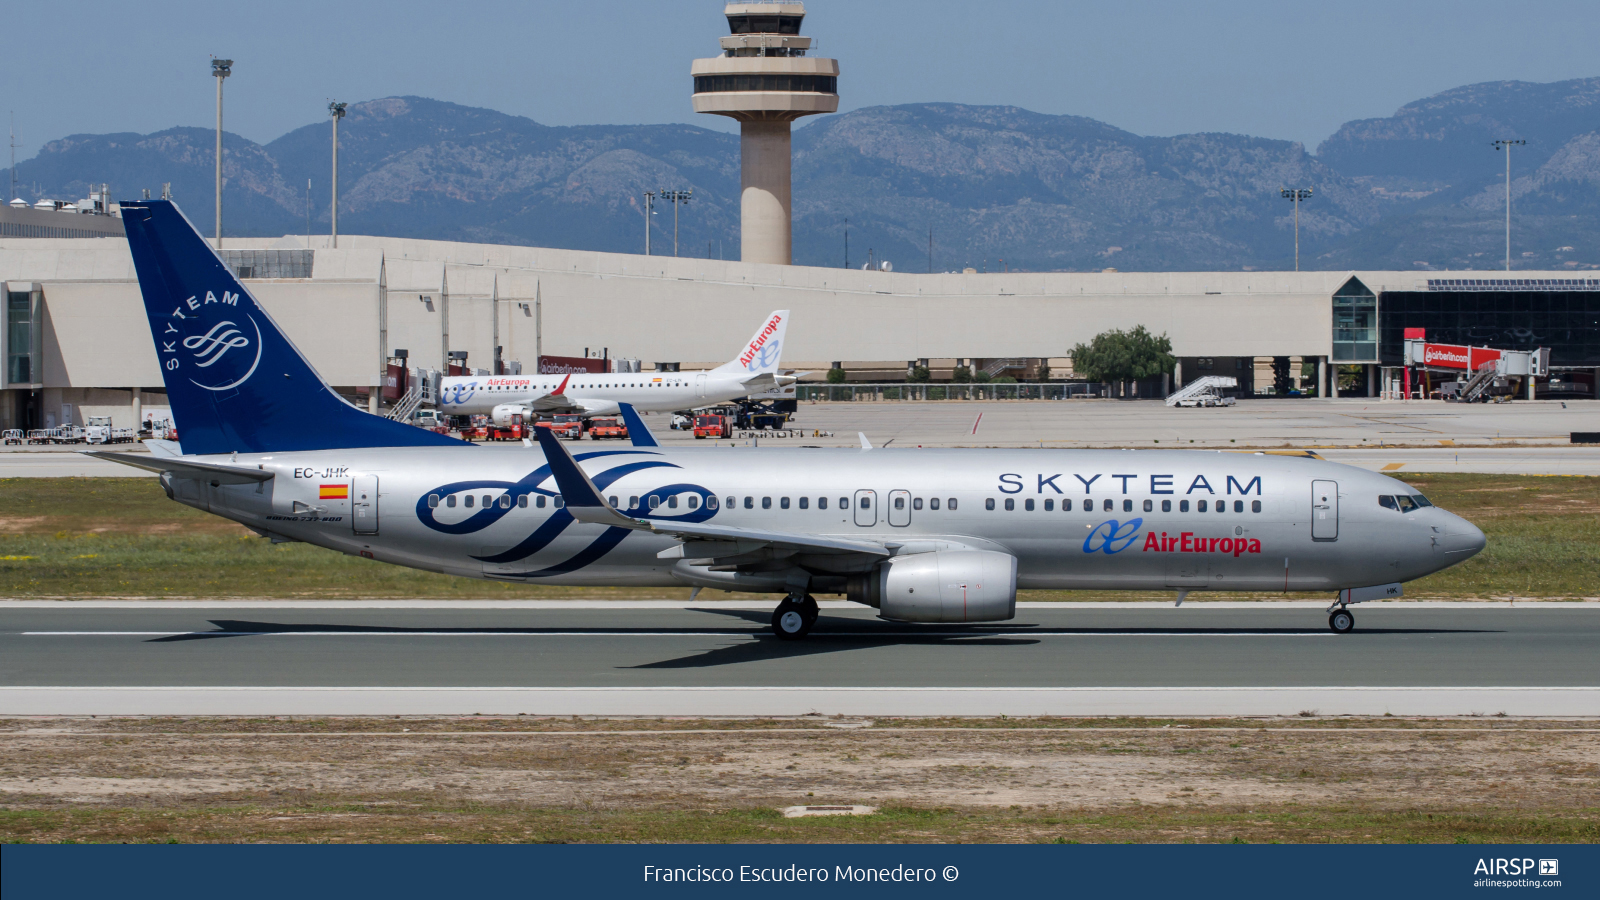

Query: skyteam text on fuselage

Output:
[438, 310, 794, 424]
[95, 200, 1487, 639]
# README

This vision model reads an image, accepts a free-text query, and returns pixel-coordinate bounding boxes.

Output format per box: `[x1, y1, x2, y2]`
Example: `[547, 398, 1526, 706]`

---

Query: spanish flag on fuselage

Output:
[319, 484, 349, 500]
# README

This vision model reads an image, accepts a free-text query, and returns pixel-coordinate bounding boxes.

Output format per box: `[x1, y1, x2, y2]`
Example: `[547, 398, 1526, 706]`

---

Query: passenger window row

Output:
[427, 493, 562, 509]
[720, 496, 959, 511]
[985, 497, 1263, 513]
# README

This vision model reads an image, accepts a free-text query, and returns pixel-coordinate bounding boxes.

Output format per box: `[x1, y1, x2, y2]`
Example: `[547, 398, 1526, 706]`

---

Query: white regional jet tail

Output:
[713, 310, 789, 377]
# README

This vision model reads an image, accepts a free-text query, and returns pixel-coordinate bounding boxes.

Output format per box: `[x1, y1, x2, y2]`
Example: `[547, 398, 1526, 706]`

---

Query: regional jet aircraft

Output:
[437, 310, 795, 424]
[93, 201, 1487, 638]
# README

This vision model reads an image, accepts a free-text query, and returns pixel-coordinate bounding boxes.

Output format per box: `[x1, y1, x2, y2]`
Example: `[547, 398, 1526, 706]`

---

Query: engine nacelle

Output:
[847, 550, 1017, 623]
[491, 404, 531, 427]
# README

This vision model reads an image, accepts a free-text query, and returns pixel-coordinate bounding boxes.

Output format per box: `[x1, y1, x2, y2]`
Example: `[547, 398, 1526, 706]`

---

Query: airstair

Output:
[1165, 376, 1238, 407]
[1455, 364, 1499, 403]
[385, 387, 424, 422]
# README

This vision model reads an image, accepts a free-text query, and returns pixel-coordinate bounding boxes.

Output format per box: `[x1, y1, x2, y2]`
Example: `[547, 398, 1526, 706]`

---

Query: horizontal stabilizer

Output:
[84, 450, 273, 484]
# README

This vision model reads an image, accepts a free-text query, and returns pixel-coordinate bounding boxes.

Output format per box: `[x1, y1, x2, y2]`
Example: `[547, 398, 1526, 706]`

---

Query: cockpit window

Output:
[1379, 495, 1398, 511]
[1411, 494, 1433, 508]
[1395, 495, 1419, 513]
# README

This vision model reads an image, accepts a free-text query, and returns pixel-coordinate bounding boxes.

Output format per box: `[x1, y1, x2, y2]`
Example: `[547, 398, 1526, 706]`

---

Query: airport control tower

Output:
[692, 2, 838, 265]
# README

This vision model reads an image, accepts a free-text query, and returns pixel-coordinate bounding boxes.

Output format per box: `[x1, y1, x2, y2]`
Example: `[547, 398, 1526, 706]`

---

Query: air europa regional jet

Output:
[436, 310, 794, 424]
[93, 201, 1486, 638]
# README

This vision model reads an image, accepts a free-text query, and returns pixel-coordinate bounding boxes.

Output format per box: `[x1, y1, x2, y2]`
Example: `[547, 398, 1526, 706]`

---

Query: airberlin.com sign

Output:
[1422, 343, 1500, 371]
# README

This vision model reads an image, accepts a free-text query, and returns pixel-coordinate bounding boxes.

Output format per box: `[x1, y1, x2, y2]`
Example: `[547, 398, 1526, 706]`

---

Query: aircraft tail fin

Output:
[617, 402, 659, 447]
[712, 310, 789, 376]
[119, 200, 466, 455]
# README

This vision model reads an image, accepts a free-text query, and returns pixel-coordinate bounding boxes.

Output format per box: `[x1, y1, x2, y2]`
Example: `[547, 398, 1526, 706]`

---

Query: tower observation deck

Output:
[692, 2, 838, 265]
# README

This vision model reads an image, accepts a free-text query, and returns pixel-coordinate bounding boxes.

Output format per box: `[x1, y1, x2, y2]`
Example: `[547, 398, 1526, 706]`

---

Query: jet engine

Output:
[491, 404, 531, 427]
[846, 550, 1017, 623]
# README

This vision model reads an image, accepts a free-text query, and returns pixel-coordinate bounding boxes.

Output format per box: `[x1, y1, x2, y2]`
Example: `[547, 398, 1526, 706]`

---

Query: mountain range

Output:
[11, 78, 1600, 272]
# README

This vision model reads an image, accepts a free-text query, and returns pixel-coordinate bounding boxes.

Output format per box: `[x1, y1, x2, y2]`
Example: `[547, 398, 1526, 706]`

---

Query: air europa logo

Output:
[740, 315, 784, 370]
[1084, 518, 1143, 554]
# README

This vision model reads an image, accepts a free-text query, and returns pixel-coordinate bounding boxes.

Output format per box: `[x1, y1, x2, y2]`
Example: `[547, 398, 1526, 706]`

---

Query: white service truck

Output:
[84, 416, 137, 444]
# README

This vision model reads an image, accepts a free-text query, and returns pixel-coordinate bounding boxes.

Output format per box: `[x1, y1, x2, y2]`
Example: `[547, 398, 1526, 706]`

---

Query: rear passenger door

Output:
[853, 490, 877, 527]
[887, 490, 911, 527]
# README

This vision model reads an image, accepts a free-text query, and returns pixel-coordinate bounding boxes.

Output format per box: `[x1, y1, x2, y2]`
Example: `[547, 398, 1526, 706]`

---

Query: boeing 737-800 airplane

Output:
[437, 311, 794, 424]
[95, 201, 1486, 639]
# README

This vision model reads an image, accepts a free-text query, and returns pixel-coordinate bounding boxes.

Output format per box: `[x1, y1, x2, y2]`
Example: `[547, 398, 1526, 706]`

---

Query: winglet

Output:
[533, 426, 645, 529]
[553, 373, 571, 396]
[858, 432, 872, 450]
[617, 402, 659, 447]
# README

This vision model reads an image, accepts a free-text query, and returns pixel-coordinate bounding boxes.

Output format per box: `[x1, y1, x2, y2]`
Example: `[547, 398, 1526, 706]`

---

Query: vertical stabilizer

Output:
[713, 309, 789, 376]
[119, 200, 466, 455]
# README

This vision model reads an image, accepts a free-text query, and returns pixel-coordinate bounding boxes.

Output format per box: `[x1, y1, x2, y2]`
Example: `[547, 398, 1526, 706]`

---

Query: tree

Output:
[1070, 326, 1175, 383]
[906, 365, 931, 383]
[826, 367, 847, 384]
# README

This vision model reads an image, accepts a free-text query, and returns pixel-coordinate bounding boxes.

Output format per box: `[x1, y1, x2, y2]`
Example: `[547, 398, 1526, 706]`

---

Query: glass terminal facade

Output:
[1377, 279, 1600, 366]
[6, 287, 41, 386]
[1332, 277, 1377, 362]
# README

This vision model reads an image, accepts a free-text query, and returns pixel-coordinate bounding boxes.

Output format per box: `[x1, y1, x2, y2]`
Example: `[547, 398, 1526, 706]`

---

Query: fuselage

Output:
[438, 370, 756, 418]
[167, 446, 1485, 596]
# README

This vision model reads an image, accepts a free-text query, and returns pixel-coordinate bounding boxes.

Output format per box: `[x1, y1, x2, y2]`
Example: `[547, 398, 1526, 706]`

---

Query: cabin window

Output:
[609, 496, 619, 508]
[687, 495, 699, 509]
[1102, 499, 1113, 512]
[629, 496, 639, 508]
[799, 497, 809, 509]
[726, 496, 735, 509]
[986, 498, 995, 511]
[1005, 498, 1015, 511]
[428, 494, 440, 508]
[1251, 500, 1261, 513]
[517, 495, 527, 508]
[930, 498, 940, 510]
[818, 497, 827, 509]
[763, 497, 773, 509]
[1161, 500, 1172, 512]
[948, 498, 957, 510]
[780, 497, 790, 509]
[1061, 499, 1071, 511]
[1179, 500, 1189, 512]
[499, 495, 511, 509]
[668, 495, 679, 509]
[1143, 499, 1153, 512]
[894, 496, 904, 510]
[446, 495, 458, 507]
[1024, 498, 1034, 511]
[482, 495, 492, 508]
[839, 497, 848, 509]
[1043, 499, 1053, 511]
[463, 495, 474, 508]
[1123, 499, 1133, 512]
[1233, 500, 1244, 513]
[554, 497, 564, 508]
[744, 496, 754, 509]
[649, 496, 661, 509]
[706, 495, 718, 510]
[536, 495, 547, 508]
[913, 497, 922, 510]
[1197, 500, 1208, 512]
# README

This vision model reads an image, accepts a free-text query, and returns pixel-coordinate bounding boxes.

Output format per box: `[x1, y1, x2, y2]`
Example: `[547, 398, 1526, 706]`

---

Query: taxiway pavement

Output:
[3, 602, 1595, 716]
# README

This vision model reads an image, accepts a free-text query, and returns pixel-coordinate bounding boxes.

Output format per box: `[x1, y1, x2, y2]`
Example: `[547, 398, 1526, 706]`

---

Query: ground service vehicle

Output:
[84, 416, 137, 444]
[589, 418, 628, 440]
[548, 414, 585, 440]
[96, 199, 1490, 642]
[693, 414, 730, 439]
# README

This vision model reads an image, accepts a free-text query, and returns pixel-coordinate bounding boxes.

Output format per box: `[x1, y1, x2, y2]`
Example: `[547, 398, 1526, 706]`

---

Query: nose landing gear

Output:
[1328, 608, 1355, 634]
[771, 594, 820, 640]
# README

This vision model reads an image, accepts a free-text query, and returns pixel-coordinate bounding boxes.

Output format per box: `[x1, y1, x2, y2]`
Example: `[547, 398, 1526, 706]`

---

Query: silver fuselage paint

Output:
[173, 447, 1485, 595]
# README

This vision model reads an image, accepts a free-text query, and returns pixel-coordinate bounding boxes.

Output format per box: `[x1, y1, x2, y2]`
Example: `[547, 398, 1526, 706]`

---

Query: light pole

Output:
[642, 191, 656, 255]
[211, 58, 231, 248]
[329, 101, 347, 248]
[1492, 139, 1526, 271]
[1280, 187, 1312, 271]
[660, 189, 692, 256]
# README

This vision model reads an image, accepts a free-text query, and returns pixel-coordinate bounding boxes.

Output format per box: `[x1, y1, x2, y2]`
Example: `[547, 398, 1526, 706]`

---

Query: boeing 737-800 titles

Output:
[437, 310, 794, 424]
[94, 201, 1486, 638]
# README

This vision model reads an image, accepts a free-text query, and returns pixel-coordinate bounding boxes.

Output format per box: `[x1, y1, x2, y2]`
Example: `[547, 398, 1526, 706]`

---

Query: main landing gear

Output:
[1327, 607, 1355, 634]
[771, 594, 820, 640]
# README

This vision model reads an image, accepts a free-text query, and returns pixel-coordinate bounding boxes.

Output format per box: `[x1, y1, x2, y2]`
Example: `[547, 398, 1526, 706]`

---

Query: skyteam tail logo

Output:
[1084, 518, 1143, 555]
[184, 317, 263, 391]
[155, 288, 265, 392]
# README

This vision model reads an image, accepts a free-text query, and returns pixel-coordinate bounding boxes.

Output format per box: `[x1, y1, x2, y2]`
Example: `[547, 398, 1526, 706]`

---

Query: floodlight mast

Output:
[1492, 139, 1526, 271]
[1280, 187, 1313, 271]
[660, 189, 693, 256]
[329, 102, 347, 248]
[211, 58, 232, 248]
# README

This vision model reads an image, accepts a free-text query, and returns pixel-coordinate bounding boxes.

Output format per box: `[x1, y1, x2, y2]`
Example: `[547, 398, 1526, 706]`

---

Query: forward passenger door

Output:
[1311, 479, 1338, 541]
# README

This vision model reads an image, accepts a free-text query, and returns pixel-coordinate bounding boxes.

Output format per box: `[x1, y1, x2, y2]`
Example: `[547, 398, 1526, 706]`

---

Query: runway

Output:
[3, 602, 1596, 716]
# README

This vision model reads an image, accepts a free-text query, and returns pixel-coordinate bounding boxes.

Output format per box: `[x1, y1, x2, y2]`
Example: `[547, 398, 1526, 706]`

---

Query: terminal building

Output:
[1, 1, 1596, 430]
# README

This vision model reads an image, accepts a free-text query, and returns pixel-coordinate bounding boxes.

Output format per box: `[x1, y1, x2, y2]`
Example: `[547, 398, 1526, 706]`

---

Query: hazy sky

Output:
[3, 0, 1597, 159]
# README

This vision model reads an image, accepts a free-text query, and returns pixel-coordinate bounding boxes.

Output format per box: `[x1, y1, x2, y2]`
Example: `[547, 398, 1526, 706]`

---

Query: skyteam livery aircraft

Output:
[94, 201, 1486, 638]
[438, 310, 794, 424]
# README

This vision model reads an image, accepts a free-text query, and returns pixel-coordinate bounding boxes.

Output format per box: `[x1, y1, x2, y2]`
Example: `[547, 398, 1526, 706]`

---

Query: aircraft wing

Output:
[533, 426, 888, 559]
[527, 374, 576, 412]
[83, 451, 274, 484]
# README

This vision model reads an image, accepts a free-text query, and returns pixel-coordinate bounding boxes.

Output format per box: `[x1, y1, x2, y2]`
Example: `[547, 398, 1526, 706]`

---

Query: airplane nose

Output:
[1436, 513, 1486, 560]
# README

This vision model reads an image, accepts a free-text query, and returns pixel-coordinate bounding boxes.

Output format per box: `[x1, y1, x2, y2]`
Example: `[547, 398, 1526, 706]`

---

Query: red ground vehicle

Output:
[589, 417, 628, 440]
[487, 413, 526, 441]
[544, 414, 584, 440]
[693, 413, 730, 439]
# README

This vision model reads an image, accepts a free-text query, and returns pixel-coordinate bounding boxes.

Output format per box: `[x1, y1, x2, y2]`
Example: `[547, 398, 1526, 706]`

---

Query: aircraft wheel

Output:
[1328, 609, 1355, 634]
[801, 594, 820, 627]
[772, 599, 813, 640]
